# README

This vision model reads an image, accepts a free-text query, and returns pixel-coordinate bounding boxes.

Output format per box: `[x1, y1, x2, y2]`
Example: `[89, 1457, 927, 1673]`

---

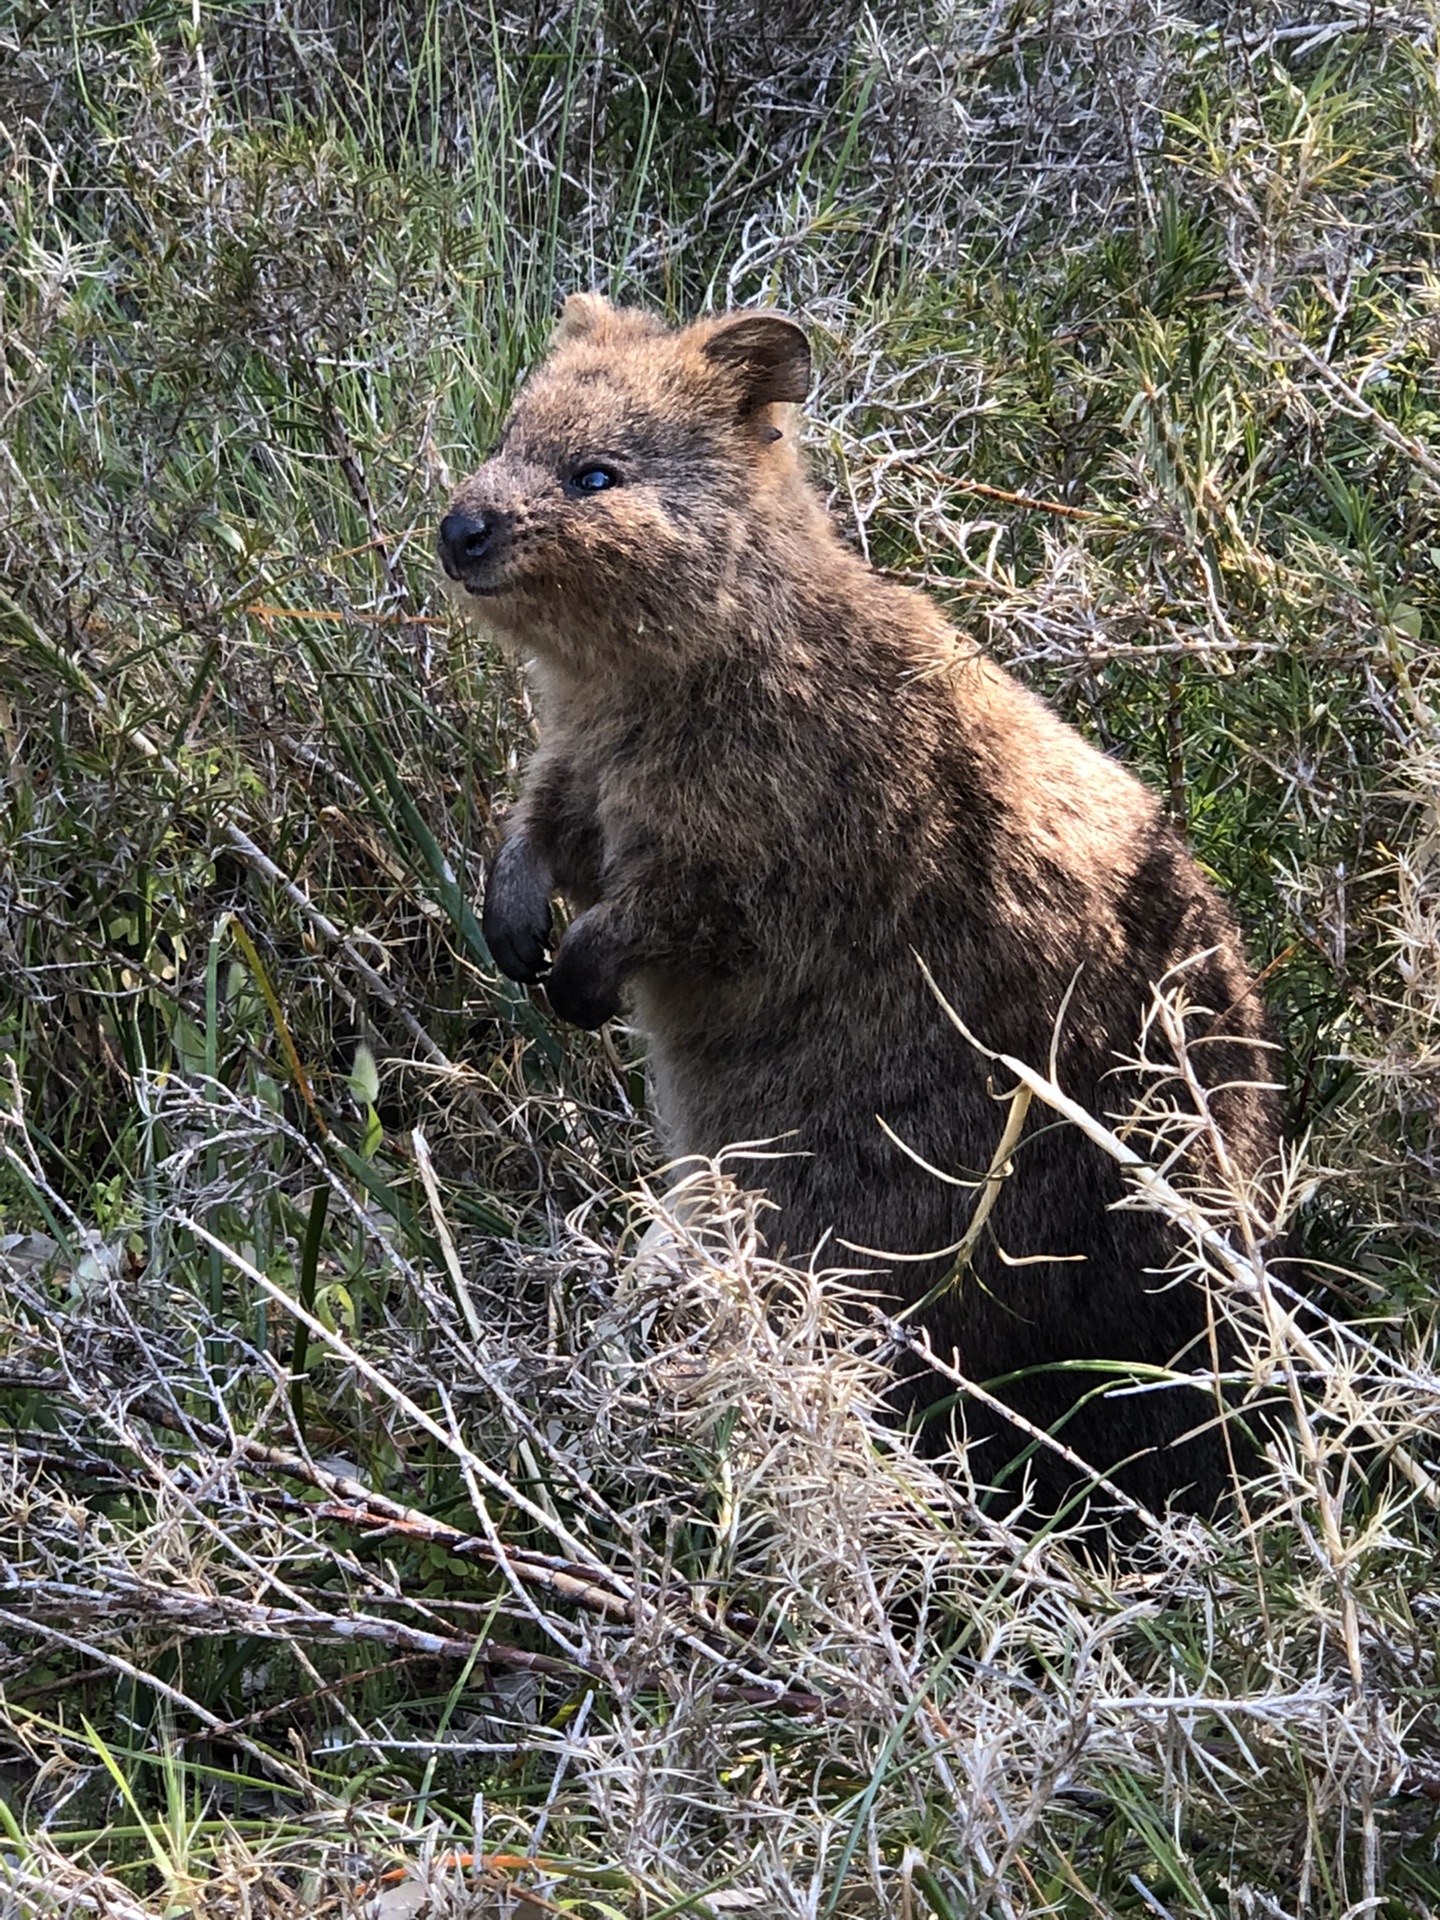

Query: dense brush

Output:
[0, 1, 1438, 1912]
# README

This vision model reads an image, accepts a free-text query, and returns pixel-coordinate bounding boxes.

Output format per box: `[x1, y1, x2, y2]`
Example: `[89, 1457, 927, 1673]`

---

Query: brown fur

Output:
[440, 296, 1285, 1520]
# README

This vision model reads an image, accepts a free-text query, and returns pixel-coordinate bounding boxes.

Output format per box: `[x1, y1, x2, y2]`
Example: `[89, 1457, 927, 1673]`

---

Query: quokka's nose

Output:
[438, 509, 495, 577]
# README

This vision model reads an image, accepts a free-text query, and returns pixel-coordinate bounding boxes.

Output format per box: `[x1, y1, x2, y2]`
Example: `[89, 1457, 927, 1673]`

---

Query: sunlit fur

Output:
[444, 296, 1285, 1521]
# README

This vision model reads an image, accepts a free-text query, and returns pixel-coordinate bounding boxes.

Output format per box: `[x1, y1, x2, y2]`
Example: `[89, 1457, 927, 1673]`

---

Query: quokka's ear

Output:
[553, 291, 616, 344]
[700, 312, 811, 412]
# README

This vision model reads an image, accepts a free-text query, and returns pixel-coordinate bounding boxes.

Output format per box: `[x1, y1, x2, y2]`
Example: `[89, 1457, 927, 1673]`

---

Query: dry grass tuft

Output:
[1, 1043, 1438, 1912]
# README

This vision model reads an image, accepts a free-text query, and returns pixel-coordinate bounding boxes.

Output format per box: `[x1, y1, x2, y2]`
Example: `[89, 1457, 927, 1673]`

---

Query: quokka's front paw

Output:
[482, 833, 553, 984]
[544, 914, 623, 1029]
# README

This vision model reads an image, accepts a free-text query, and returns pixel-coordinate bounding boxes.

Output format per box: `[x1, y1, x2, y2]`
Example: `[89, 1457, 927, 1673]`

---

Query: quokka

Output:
[439, 295, 1284, 1519]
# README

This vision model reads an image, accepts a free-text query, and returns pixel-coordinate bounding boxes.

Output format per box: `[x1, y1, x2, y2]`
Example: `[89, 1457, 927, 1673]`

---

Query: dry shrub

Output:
[2, 1003, 1437, 1912]
[1325, 686, 1440, 1251]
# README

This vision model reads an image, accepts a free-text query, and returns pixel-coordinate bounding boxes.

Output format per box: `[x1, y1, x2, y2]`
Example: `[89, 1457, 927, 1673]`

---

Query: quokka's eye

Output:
[569, 464, 620, 493]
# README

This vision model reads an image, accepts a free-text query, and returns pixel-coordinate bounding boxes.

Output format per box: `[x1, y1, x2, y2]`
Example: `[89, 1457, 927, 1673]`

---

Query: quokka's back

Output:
[439, 295, 1285, 1521]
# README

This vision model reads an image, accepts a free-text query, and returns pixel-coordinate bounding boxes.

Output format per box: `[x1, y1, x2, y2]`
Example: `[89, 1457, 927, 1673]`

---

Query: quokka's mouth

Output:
[438, 564, 513, 606]
[438, 549, 509, 595]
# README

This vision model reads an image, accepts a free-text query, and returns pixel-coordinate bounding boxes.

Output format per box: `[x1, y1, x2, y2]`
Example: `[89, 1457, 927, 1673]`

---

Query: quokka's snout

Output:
[437, 506, 497, 580]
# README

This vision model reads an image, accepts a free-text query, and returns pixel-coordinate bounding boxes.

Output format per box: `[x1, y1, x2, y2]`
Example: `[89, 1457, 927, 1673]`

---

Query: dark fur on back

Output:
[440, 296, 1284, 1520]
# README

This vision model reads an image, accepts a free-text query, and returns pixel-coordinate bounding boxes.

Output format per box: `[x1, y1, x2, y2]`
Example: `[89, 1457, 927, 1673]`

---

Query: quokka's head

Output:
[439, 295, 814, 669]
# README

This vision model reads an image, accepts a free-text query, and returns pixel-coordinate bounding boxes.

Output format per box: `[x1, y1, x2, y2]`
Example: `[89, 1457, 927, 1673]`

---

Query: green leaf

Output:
[1392, 603, 1423, 639]
[348, 1041, 381, 1108]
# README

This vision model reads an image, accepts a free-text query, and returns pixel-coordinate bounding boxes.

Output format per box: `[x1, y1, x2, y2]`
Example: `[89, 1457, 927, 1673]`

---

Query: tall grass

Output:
[1, 1, 1438, 1913]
